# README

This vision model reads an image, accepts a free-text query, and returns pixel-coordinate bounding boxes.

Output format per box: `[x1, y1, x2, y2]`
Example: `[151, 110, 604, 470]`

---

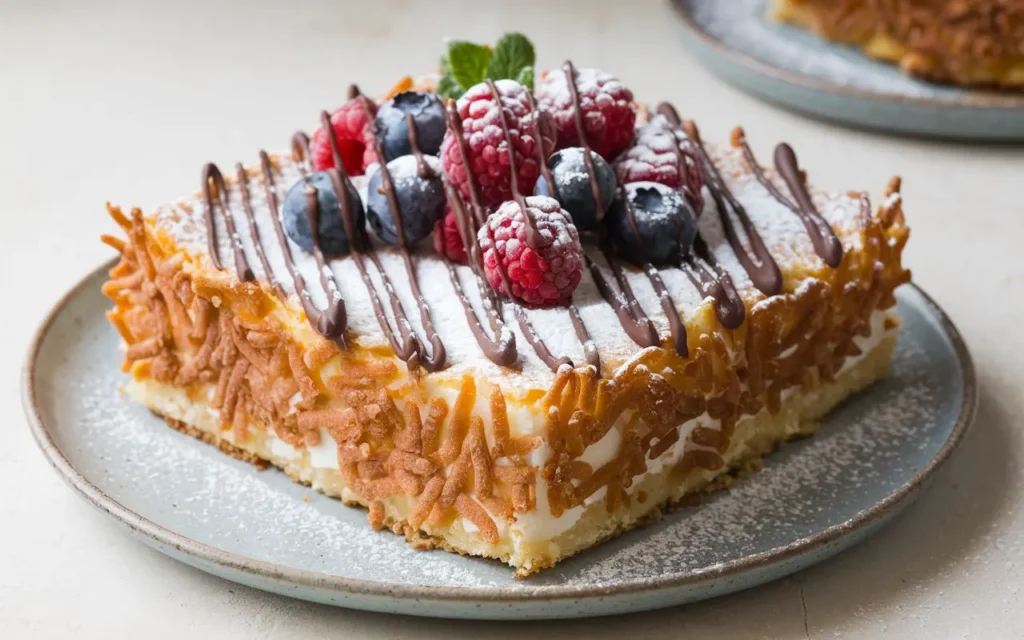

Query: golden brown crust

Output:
[774, 0, 1024, 87]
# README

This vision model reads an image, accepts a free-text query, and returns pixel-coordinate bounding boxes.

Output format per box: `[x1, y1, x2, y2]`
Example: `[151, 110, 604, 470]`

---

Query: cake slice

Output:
[100, 37, 910, 576]
[772, 0, 1024, 88]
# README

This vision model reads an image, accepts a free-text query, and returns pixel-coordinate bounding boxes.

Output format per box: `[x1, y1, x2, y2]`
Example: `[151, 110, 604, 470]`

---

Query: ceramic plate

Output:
[23, 260, 976, 620]
[671, 0, 1024, 141]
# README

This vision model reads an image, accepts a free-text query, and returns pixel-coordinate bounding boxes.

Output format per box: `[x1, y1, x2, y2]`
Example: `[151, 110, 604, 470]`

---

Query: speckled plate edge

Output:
[669, 0, 1024, 141]
[21, 259, 978, 619]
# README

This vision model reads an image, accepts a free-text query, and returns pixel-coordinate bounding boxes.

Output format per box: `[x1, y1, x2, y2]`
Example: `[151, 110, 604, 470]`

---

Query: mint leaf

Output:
[515, 65, 534, 92]
[447, 41, 492, 92]
[436, 54, 464, 99]
[488, 33, 535, 81]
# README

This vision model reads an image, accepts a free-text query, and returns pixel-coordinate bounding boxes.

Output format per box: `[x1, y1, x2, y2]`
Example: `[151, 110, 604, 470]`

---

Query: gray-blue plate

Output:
[672, 0, 1024, 141]
[22, 260, 976, 620]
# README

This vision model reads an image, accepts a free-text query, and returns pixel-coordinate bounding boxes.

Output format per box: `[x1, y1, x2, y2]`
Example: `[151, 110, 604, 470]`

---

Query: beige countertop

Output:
[3, 1, 1021, 637]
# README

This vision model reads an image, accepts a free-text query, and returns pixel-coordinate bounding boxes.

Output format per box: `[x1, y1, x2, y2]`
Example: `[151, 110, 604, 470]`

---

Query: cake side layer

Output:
[126, 331, 896, 575]
[773, 0, 1024, 87]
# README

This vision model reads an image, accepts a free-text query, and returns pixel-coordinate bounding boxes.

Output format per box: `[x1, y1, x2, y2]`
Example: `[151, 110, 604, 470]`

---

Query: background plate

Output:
[671, 0, 1024, 141]
[23, 262, 976, 620]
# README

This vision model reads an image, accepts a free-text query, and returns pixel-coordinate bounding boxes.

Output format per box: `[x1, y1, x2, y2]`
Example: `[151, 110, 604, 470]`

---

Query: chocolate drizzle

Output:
[657, 104, 783, 297]
[305, 108, 425, 368]
[442, 88, 576, 373]
[477, 79, 576, 372]
[561, 61, 605, 222]
[522, 86, 601, 373]
[737, 134, 843, 268]
[441, 178, 517, 367]
[560, 61, 662, 353]
[354, 97, 446, 370]
[619, 188, 688, 357]
[655, 102, 746, 329]
[235, 163, 282, 296]
[201, 163, 253, 282]
[258, 150, 347, 343]
[681, 235, 746, 330]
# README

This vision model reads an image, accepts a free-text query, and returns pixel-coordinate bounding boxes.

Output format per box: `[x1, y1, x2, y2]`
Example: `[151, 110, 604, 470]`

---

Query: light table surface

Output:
[2, 1, 1021, 637]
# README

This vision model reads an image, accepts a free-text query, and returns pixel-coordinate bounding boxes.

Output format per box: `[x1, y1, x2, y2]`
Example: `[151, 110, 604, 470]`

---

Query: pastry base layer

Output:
[127, 332, 897, 576]
[772, 0, 1024, 88]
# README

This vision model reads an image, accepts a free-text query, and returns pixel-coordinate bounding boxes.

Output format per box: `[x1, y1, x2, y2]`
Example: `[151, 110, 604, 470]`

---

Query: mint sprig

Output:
[437, 33, 536, 99]
[447, 41, 492, 91]
[488, 33, 535, 87]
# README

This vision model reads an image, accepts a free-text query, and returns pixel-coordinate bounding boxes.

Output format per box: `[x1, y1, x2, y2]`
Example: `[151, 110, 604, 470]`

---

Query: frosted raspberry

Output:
[310, 97, 378, 176]
[613, 116, 705, 215]
[477, 196, 583, 307]
[440, 80, 556, 208]
[613, 119, 685, 187]
[536, 66, 636, 160]
[433, 205, 468, 264]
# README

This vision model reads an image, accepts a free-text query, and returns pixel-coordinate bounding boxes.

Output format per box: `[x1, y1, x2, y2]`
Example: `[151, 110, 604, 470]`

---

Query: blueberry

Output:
[282, 171, 365, 257]
[366, 155, 446, 246]
[608, 181, 697, 266]
[373, 91, 447, 162]
[533, 147, 616, 232]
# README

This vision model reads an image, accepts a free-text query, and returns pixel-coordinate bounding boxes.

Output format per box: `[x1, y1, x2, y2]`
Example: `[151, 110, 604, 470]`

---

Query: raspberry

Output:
[440, 80, 556, 208]
[613, 120, 685, 188]
[536, 67, 636, 161]
[477, 196, 583, 307]
[613, 116, 705, 215]
[433, 205, 468, 264]
[310, 97, 378, 176]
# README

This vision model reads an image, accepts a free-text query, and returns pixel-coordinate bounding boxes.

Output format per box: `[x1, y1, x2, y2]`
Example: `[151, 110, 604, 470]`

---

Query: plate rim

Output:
[669, 0, 1024, 112]
[22, 258, 978, 605]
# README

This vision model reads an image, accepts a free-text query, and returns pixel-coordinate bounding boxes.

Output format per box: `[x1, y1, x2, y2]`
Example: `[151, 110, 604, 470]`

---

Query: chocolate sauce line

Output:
[441, 179, 518, 367]
[354, 97, 446, 371]
[655, 102, 746, 329]
[560, 61, 660, 352]
[681, 235, 746, 329]
[439, 104, 520, 367]
[444, 93, 569, 373]
[298, 112, 422, 365]
[483, 79, 578, 372]
[774, 143, 844, 268]
[620, 187, 687, 357]
[405, 112, 433, 179]
[733, 130, 842, 268]
[523, 86, 600, 374]
[258, 150, 347, 343]
[656, 104, 782, 297]
[303, 177, 348, 327]
[443, 102, 488, 230]
[561, 61, 605, 221]
[201, 163, 254, 281]
[235, 163, 283, 296]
